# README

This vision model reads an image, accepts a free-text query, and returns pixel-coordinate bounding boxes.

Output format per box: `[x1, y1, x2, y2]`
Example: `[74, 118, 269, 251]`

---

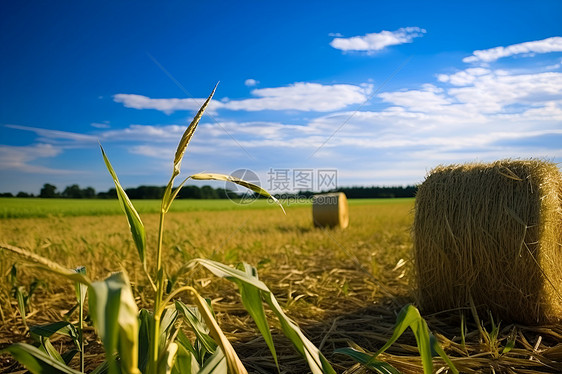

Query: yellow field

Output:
[1, 199, 561, 373]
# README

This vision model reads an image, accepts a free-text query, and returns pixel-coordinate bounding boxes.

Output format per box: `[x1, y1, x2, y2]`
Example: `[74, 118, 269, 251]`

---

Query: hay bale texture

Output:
[313, 192, 349, 229]
[414, 160, 562, 324]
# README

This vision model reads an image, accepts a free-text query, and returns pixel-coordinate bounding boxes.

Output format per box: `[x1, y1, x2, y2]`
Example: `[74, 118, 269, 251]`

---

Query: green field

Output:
[0, 197, 284, 218]
[0, 197, 413, 218]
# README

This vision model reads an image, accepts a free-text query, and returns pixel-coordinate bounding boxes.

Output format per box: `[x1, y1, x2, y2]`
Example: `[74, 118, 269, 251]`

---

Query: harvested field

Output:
[1, 198, 562, 373]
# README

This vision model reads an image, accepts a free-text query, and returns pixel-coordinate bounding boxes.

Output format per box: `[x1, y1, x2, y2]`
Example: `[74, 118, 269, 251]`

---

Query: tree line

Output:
[1, 183, 239, 199]
[1, 183, 417, 199]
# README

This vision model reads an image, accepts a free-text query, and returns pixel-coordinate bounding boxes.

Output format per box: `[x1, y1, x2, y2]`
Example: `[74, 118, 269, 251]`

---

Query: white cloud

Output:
[222, 82, 372, 111]
[244, 78, 259, 87]
[5, 124, 98, 143]
[463, 36, 562, 63]
[378, 84, 452, 112]
[91, 122, 110, 129]
[330, 27, 426, 53]
[113, 94, 216, 115]
[100, 124, 186, 142]
[114, 82, 372, 113]
[0, 143, 71, 173]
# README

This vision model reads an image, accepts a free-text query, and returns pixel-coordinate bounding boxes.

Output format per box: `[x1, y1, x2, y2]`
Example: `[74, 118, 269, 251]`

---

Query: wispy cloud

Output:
[0, 143, 72, 174]
[330, 27, 426, 53]
[244, 78, 259, 87]
[221, 82, 372, 111]
[463, 36, 562, 63]
[5, 124, 98, 143]
[91, 121, 110, 129]
[113, 94, 212, 115]
[114, 82, 373, 113]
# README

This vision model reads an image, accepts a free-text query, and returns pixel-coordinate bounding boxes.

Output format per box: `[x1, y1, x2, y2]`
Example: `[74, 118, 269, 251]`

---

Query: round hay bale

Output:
[413, 159, 562, 324]
[312, 192, 349, 229]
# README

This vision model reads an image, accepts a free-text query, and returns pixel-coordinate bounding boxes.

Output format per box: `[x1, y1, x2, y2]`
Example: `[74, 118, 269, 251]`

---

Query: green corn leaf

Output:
[137, 309, 152, 373]
[196, 259, 270, 292]
[30, 321, 77, 340]
[190, 173, 285, 213]
[195, 259, 336, 374]
[263, 292, 336, 374]
[179, 288, 247, 374]
[159, 308, 180, 347]
[158, 342, 178, 374]
[15, 286, 27, 328]
[175, 301, 218, 357]
[100, 145, 147, 271]
[371, 304, 432, 374]
[2, 343, 83, 374]
[502, 327, 517, 355]
[197, 347, 227, 374]
[334, 347, 400, 374]
[91, 360, 111, 374]
[430, 335, 459, 374]
[38, 337, 65, 364]
[61, 350, 80, 365]
[88, 272, 140, 374]
[235, 263, 278, 369]
[175, 331, 201, 373]
[368, 304, 458, 374]
[173, 344, 200, 374]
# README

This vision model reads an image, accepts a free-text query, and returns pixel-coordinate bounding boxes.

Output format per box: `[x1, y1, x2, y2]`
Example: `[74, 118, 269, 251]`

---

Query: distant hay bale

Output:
[413, 160, 562, 324]
[313, 192, 349, 229]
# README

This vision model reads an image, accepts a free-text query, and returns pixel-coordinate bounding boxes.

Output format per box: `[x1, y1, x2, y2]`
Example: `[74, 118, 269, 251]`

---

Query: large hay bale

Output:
[413, 160, 562, 324]
[312, 192, 349, 229]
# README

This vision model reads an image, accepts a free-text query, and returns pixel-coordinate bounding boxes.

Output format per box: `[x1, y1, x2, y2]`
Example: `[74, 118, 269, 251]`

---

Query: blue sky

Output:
[1, 1, 561, 194]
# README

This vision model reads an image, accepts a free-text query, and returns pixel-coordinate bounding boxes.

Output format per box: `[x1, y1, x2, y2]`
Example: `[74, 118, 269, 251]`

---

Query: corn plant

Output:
[1, 84, 335, 374]
[335, 304, 458, 374]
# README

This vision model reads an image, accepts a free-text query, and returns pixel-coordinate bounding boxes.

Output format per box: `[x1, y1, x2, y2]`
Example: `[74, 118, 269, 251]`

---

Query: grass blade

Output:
[190, 173, 285, 213]
[334, 347, 400, 374]
[371, 304, 432, 373]
[430, 335, 459, 374]
[14, 286, 27, 329]
[367, 304, 458, 374]
[100, 145, 147, 271]
[1, 343, 83, 374]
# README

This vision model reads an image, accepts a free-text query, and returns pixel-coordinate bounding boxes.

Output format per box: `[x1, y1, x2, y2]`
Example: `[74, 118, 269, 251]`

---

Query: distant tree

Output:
[125, 185, 164, 199]
[83, 187, 96, 198]
[0, 192, 13, 197]
[39, 183, 58, 198]
[177, 185, 202, 199]
[62, 184, 83, 198]
[16, 192, 33, 198]
[200, 185, 218, 199]
[97, 188, 117, 199]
